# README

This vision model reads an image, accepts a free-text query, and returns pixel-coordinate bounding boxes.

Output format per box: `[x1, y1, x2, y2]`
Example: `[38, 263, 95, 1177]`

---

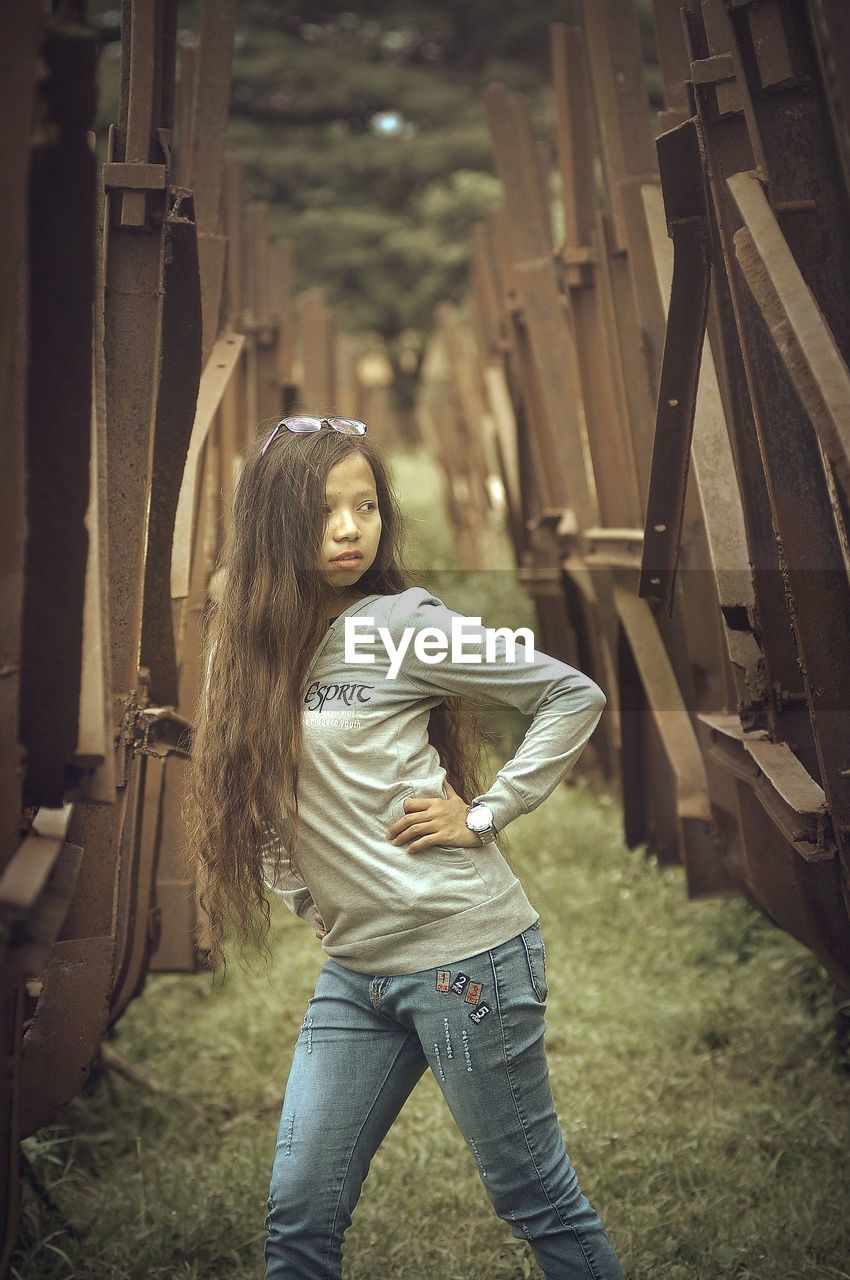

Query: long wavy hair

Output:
[181, 424, 504, 982]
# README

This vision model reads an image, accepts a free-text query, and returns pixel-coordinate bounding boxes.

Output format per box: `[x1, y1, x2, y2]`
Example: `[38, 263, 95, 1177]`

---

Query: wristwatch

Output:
[465, 801, 498, 845]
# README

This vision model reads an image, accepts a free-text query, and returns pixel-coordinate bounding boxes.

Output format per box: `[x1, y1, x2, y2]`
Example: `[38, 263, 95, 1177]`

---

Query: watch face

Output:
[468, 804, 494, 831]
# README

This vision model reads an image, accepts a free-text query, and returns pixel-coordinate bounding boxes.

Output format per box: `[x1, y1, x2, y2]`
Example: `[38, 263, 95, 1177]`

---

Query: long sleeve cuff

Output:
[262, 850, 317, 922]
[471, 776, 529, 833]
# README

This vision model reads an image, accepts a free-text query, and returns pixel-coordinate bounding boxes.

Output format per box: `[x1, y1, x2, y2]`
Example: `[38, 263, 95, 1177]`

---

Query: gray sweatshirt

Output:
[262, 586, 606, 974]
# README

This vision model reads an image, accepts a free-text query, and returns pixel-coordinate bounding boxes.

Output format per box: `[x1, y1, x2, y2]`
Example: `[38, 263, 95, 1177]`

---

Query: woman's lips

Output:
[329, 552, 363, 564]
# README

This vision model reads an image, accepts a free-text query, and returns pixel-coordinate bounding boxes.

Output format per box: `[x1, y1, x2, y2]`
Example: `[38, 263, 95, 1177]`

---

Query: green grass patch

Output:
[12, 774, 850, 1279]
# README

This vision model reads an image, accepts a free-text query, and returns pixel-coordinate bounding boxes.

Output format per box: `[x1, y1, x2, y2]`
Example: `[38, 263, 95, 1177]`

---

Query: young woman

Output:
[183, 415, 624, 1280]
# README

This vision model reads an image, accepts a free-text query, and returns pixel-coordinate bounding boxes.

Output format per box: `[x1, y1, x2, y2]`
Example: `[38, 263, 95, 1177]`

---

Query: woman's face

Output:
[318, 453, 382, 590]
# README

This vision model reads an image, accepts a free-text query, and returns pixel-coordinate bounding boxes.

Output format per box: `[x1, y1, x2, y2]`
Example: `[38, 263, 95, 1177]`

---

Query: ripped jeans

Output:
[264, 922, 624, 1279]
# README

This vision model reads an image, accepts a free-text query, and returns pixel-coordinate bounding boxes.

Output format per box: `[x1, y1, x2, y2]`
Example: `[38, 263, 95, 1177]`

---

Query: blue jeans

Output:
[264, 922, 624, 1279]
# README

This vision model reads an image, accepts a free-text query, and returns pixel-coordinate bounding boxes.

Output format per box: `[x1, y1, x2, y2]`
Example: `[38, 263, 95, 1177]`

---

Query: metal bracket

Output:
[691, 52, 735, 85]
[134, 707, 192, 760]
[691, 52, 744, 116]
[102, 161, 167, 191]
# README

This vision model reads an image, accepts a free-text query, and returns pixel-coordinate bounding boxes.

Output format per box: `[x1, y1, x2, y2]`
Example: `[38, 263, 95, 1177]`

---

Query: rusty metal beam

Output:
[73, 225, 116, 802]
[551, 22, 643, 530]
[483, 84, 551, 263]
[153, 423, 222, 972]
[650, 0, 694, 129]
[140, 192, 202, 709]
[172, 330, 245, 599]
[19, 14, 98, 807]
[188, 0, 237, 235]
[19, 0, 179, 1146]
[470, 221, 504, 361]
[639, 120, 712, 612]
[615, 586, 712, 822]
[0, 806, 84, 978]
[1, 9, 89, 1260]
[246, 201, 283, 423]
[517, 258, 599, 527]
[640, 181, 758, 678]
[21, 935, 116, 1136]
[579, 0, 658, 253]
[700, 709, 850, 986]
[728, 169, 850, 504]
[808, 0, 850, 201]
[699, 713, 833, 859]
[271, 238, 296, 388]
[299, 286, 337, 413]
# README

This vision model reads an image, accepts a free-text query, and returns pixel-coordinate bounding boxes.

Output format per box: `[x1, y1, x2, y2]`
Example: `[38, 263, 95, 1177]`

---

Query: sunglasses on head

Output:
[260, 416, 368, 458]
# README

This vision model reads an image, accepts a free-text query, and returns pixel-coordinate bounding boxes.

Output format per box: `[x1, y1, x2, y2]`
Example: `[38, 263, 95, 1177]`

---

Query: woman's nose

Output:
[330, 512, 359, 537]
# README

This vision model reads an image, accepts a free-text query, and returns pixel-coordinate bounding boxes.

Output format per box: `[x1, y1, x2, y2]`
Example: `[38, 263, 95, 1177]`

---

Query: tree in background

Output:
[91, 0, 660, 409]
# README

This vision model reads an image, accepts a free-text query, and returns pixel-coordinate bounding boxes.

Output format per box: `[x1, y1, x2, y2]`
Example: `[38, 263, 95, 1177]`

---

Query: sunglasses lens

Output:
[326, 417, 367, 435]
[281, 416, 323, 432]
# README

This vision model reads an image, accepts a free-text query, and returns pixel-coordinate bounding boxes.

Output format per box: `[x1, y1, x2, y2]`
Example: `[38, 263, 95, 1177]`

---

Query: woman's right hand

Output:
[313, 909, 327, 939]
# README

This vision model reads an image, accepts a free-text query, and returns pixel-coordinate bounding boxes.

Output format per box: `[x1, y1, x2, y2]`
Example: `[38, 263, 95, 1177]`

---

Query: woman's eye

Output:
[322, 503, 377, 514]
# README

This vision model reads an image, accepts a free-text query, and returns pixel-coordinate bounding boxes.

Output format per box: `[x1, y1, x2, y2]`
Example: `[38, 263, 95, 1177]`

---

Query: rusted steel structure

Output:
[418, 302, 507, 568]
[0, 1, 392, 1267]
[428, 0, 850, 993]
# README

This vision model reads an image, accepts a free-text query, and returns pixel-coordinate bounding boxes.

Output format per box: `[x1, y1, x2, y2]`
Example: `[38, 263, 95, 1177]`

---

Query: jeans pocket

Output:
[520, 921, 548, 1003]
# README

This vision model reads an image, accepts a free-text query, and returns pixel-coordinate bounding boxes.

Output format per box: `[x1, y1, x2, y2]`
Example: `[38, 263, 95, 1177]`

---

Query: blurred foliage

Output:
[89, 1, 661, 406]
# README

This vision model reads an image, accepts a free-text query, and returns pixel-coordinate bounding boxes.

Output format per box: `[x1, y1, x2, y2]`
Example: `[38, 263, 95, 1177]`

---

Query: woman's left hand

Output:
[387, 780, 484, 854]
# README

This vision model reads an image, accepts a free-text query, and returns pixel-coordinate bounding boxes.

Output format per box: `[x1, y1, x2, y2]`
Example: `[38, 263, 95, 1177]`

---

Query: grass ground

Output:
[11, 772, 850, 1280]
[11, 448, 850, 1277]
